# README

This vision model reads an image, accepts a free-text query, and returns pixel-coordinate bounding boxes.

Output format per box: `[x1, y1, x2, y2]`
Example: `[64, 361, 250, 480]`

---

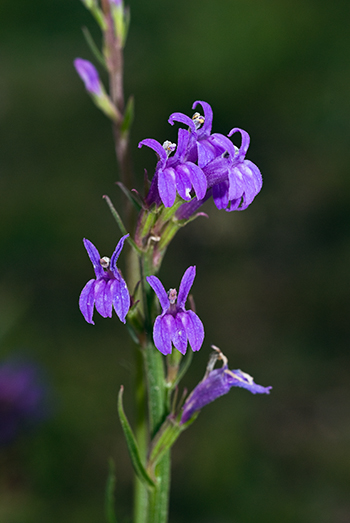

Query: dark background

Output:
[1, 0, 350, 522]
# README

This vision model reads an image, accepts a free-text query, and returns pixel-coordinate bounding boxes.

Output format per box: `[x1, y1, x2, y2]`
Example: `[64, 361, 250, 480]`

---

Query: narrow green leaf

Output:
[118, 386, 156, 489]
[105, 459, 118, 523]
[116, 181, 142, 212]
[82, 26, 107, 69]
[103, 195, 143, 255]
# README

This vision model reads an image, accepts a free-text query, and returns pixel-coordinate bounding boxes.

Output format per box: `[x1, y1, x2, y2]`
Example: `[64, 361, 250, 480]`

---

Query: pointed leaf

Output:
[116, 181, 143, 212]
[82, 26, 107, 69]
[118, 387, 156, 489]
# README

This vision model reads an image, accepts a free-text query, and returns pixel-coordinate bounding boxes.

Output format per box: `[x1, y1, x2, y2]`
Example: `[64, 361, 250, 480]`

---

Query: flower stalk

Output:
[74, 1, 271, 522]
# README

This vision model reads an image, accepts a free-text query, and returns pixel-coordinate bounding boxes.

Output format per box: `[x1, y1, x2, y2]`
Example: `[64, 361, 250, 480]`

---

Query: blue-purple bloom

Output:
[0, 360, 47, 446]
[139, 131, 207, 208]
[140, 101, 262, 213]
[181, 347, 271, 424]
[147, 266, 204, 355]
[79, 235, 130, 325]
[74, 58, 102, 96]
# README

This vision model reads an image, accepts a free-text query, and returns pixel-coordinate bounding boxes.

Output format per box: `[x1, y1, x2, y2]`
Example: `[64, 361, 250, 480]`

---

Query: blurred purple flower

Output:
[74, 58, 102, 96]
[0, 360, 47, 446]
[139, 131, 207, 208]
[181, 347, 272, 424]
[147, 266, 204, 355]
[79, 235, 130, 325]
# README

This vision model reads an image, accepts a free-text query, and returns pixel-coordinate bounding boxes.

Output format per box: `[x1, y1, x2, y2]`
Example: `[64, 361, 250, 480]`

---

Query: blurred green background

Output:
[1, 0, 350, 521]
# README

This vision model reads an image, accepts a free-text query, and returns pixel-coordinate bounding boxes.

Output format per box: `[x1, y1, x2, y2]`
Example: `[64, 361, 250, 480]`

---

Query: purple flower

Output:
[169, 100, 232, 168]
[0, 360, 47, 446]
[79, 235, 130, 325]
[74, 58, 102, 96]
[139, 129, 207, 208]
[169, 101, 262, 213]
[147, 266, 204, 355]
[181, 348, 272, 424]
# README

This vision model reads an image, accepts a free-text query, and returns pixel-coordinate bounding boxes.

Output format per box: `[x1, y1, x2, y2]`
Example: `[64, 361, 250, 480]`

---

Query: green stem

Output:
[147, 453, 170, 523]
[133, 347, 149, 523]
[143, 343, 171, 523]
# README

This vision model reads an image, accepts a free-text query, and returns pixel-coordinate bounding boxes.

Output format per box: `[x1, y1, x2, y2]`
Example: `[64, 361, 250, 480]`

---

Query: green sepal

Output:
[121, 95, 134, 136]
[118, 386, 156, 489]
[147, 413, 198, 475]
[167, 349, 193, 391]
[116, 181, 142, 212]
[105, 458, 118, 523]
[82, 26, 107, 69]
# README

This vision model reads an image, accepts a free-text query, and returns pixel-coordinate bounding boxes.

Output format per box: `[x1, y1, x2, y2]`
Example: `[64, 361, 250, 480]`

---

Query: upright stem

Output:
[143, 343, 171, 523]
[101, 0, 134, 225]
[133, 346, 148, 523]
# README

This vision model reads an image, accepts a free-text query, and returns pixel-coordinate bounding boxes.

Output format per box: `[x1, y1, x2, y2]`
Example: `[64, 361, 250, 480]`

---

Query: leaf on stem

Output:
[103, 195, 142, 254]
[82, 26, 107, 69]
[118, 386, 156, 489]
[116, 182, 143, 212]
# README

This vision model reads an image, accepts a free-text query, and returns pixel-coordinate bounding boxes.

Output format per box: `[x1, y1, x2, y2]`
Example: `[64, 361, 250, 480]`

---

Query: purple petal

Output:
[94, 279, 111, 318]
[158, 167, 176, 207]
[181, 368, 230, 424]
[181, 365, 271, 424]
[197, 140, 220, 168]
[138, 139, 168, 169]
[110, 234, 129, 275]
[79, 279, 96, 324]
[110, 278, 130, 323]
[177, 266, 196, 308]
[168, 112, 197, 136]
[226, 198, 243, 212]
[182, 310, 204, 352]
[168, 128, 189, 165]
[227, 369, 272, 394]
[175, 167, 192, 201]
[153, 315, 175, 355]
[192, 100, 213, 138]
[74, 58, 102, 96]
[203, 156, 230, 188]
[228, 165, 245, 201]
[147, 276, 169, 312]
[213, 181, 229, 210]
[172, 313, 188, 355]
[228, 128, 250, 161]
[83, 239, 104, 279]
[183, 162, 207, 200]
[209, 133, 236, 157]
[239, 162, 259, 206]
[245, 159, 263, 193]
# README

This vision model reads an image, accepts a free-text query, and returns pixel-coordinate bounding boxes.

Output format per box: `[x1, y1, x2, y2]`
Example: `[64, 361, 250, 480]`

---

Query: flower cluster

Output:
[147, 266, 204, 355]
[139, 101, 262, 213]
[79, 235, 130, 325]
[181, 347, 271, 424]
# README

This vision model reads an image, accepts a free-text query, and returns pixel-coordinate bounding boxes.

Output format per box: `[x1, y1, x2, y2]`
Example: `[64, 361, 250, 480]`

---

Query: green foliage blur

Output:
[1, 0, 350, 521]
